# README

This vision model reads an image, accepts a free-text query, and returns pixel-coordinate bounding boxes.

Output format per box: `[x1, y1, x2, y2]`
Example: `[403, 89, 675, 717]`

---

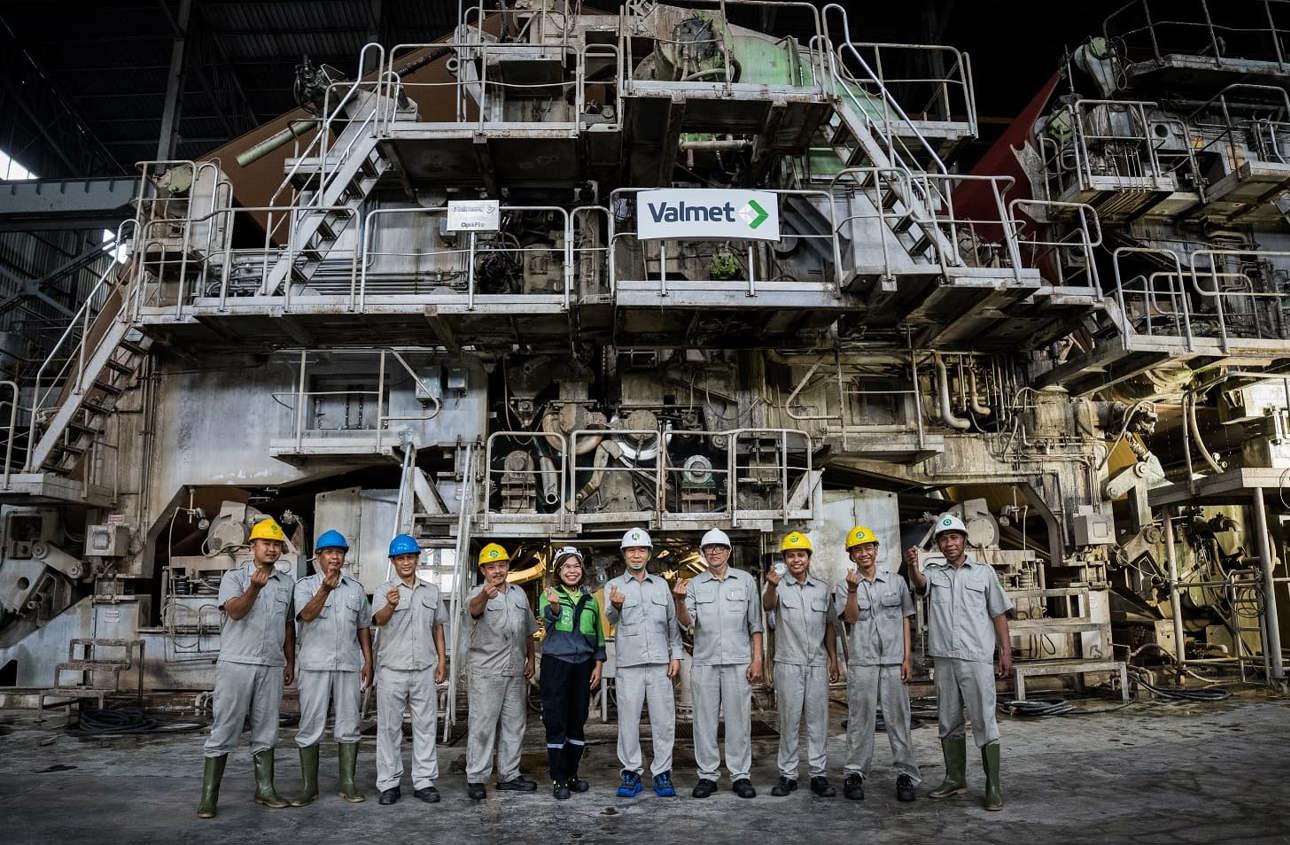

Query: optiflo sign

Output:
[637, 189, 780, 241]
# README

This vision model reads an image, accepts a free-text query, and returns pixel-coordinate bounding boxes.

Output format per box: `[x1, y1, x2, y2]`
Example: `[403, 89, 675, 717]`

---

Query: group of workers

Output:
[197, 512, 1013, 817]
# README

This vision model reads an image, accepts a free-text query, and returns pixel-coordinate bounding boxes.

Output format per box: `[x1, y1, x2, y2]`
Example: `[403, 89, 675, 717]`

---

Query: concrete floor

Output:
[1, 695, 1288, 845]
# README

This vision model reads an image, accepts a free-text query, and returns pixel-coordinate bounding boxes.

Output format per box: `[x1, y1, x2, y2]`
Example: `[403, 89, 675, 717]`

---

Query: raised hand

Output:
[845, 568, 861, 590]
[386, 587, 401, 608]
[545, 585, 561, 610]
[249, 567, 270, 590]
[609, 584, 625, 610]
[322, 568, 341, 590]
[672, 577, 687, 597]
[765, 566, 782, 587]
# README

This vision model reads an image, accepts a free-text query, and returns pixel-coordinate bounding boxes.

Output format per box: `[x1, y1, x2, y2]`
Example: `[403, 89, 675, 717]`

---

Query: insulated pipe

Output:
[678, 139, 753, 151]
[1186, 391, 1224, 475]
[538, 454, 560, 506]
[1251, 490, 1286, 684]
[1162, 510, 1188, 680]
[935, 354, 971, 430]
[967, 367, 992, 417]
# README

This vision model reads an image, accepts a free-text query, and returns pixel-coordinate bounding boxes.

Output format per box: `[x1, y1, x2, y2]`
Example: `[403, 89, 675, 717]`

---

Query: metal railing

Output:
[480, 425, 814, 526]
[1044, 99, 1172, 197]
[272, 348, 443, 455]
[838, 41, 977, 136]
[26, 221, 137, 472]
[358, 205, 572, 310]
[1189, 83, 1290, 170]
[606, 188, 843, 296]
[381, 39, 620, 133]
[1009, 199, 1103, 290]
[483, 430, 568, 525]
[1104, 0, 1290, 69]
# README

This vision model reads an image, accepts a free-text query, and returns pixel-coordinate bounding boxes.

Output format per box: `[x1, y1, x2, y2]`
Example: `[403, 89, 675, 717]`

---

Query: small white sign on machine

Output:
[446, 200, 500, 232]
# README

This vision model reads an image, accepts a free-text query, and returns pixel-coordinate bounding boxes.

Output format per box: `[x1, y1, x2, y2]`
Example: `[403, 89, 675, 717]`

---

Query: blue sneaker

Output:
[653, 771, 677, 797]
[617, 770, 643, 798]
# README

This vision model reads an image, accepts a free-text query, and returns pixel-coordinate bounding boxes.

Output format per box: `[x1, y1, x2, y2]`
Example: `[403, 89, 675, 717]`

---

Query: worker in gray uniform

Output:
[606, 527, 682, 798]
[836, 525, 919, 803]
[371, 533, 448, 806]
[197, 517, 296, 819]
[905, 513, 1014, 811]
[291, 529, 372, 806]
[763, 531, 838, 798]
[673, 528, 762, 799]
[465, 542, 538, 800]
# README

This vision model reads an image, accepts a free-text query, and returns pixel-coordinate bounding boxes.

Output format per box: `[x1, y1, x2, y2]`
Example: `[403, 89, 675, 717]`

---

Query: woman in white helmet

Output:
[539, 546, 605, 799]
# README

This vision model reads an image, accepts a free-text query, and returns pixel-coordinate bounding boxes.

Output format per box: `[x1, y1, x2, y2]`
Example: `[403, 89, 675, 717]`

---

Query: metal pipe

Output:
[538, 454, 559, 506]
[1251, 489, 1286, 683]
[1162, 509, 1188, 680]
[235, 120, 321, 168]
[935, 354, 970, 430]
[677, 139, 752, 151]
[967, 366, 991, 417]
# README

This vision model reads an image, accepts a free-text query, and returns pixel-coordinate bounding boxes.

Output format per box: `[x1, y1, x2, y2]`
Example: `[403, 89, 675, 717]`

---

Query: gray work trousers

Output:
[774, 662, 828, 779]
[615, 664, 675, 777]
[691, 663, 752, 782]
[466, 673, 527, 784]
[843, 664, 921, 783]
[376, 666, 439, 791]
[204, 661, 283, 757]
[296, 669, 361, 747]
[934, 656, 1000, 748]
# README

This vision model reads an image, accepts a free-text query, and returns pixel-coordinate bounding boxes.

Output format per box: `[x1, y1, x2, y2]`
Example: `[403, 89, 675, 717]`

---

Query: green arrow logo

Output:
[743, 199, 769, 229]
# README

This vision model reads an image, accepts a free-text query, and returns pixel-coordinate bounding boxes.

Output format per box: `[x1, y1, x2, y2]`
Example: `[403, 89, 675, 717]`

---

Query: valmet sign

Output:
[636, 189, 780, 241]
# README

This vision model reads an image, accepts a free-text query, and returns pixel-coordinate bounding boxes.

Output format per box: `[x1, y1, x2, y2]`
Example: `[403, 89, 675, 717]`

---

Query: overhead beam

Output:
[156, 0, 193, 160]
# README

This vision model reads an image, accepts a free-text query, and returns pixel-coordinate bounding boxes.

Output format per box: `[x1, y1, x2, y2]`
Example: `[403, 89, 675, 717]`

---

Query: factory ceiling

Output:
[1, 0, 1126, 181]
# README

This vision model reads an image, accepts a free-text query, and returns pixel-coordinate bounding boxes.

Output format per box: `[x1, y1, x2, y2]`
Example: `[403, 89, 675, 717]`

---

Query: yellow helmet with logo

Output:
[845, 525, 879, 549]
[780, 531, 812, 553]
[249, 518, 286, 543]
[478, 542, 511, 566]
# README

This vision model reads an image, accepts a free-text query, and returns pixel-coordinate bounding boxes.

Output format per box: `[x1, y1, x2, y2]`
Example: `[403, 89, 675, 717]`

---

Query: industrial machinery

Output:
[0, 1, 1285, 720]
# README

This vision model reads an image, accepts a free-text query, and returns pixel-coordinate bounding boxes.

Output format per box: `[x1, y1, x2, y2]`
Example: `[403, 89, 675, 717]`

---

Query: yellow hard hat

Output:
[845, 525, 879, 549]
[249, 518, 285, 543]
[780, 531, 812, 553]
[478, 542, 511, 566]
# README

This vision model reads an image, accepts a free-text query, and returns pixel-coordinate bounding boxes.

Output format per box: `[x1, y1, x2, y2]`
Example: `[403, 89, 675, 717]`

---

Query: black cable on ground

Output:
[999, 698, 1075, 717]
[69, 707, 205, 737]
[1134, 676, 1232, 702]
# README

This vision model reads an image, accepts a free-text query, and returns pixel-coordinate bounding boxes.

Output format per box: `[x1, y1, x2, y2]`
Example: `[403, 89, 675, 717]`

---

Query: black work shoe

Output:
[691, 778, 717, 799]
[732, 779, 756, 799]
[896, 774, 916, 802]
[569, 777, 590, 793]
[843, 773, 865, 801]
[496, 776, 538, 793]
[466, 782, 487, 800]
[378, 787, 401, 805]
[413, 787, 440, 804]
[771, 776, 798, 797]
[810, 776, 836, 797]
[554, 781, 572, 800]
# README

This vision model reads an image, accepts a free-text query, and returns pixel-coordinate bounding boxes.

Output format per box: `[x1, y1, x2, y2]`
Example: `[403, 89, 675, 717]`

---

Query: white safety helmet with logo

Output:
[554, 545, 584, 567]
[933, 513, 969, 539]
[699, 528, 731, 549]
[620, 527, 653, 549]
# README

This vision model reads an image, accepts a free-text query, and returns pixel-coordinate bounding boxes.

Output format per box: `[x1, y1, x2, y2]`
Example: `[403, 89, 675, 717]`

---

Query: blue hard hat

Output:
[316, 529, 349, 553]
[388, 533, 420, 557]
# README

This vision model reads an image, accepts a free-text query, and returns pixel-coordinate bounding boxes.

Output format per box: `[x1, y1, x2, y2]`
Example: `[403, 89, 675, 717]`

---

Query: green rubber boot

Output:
[196, 755, 227, 818]
[252, 748, 291, 809]
[337, 743, 366, 803]
[982, 742, 1004, 811]
[928, 737, 968, 799]
[291, 744, 320, 807]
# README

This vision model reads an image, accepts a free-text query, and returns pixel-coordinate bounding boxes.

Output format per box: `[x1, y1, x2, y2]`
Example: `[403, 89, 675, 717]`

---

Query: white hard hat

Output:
[554, 545, 584, 566]
[933, 514, 968, 538]
[621, 527, 652, 549]
[699, 528, 731, 549]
